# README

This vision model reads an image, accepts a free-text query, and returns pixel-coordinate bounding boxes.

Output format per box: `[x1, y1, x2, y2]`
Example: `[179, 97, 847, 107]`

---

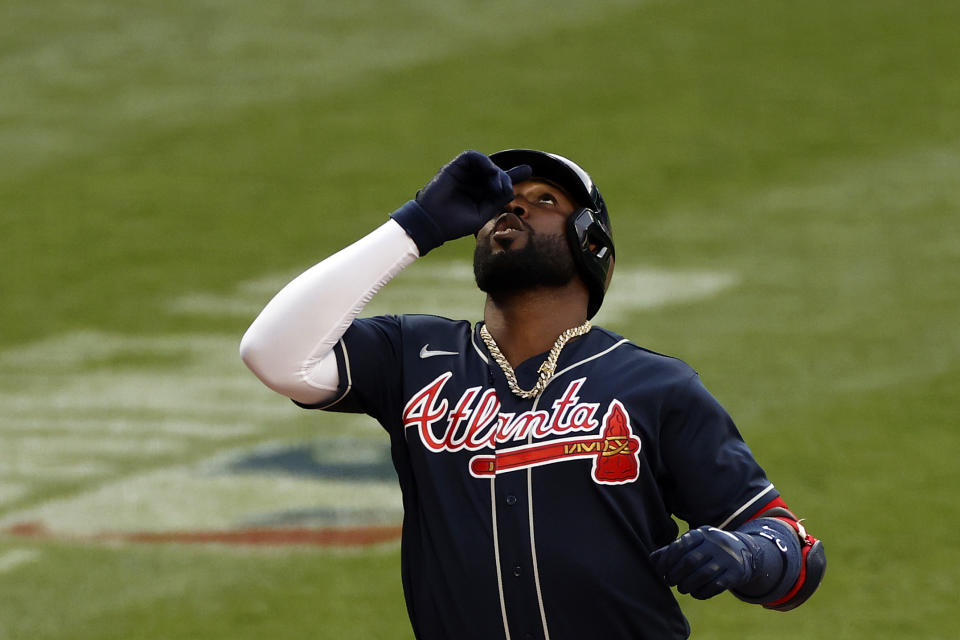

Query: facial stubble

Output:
[473, 228, 578, 296]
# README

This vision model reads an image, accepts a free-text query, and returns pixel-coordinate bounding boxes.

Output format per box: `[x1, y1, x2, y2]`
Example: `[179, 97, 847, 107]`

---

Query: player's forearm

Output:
[239, 219, 419, 403]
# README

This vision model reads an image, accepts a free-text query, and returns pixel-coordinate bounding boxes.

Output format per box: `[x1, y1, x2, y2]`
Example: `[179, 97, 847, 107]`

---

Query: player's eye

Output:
[537, 193, 558, 205]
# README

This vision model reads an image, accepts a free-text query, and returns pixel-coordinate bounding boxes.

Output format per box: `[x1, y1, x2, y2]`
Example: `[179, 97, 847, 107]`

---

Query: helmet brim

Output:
[489, 149, 598, 214]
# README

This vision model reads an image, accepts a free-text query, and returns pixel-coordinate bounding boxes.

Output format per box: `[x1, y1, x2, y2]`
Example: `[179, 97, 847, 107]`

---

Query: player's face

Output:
[473, 180, 579, 294]
[477, 180, 577, 252]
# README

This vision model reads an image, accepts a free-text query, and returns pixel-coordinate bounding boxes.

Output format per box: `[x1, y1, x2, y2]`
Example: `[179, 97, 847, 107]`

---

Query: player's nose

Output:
[503, 196, 528, 217]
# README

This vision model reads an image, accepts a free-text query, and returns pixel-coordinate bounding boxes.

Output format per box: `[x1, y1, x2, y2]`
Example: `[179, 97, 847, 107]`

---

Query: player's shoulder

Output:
[395, 313, 473, 332]
[357, 313, 468, 328]
[350, 314, 476, 361]
[390, 314, 478, 347]
[350, 313, 473, 344]
[587, 325, 698, 386]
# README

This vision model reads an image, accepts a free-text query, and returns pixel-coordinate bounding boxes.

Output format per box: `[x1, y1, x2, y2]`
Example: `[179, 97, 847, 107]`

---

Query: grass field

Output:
[2, 0, 959, 638]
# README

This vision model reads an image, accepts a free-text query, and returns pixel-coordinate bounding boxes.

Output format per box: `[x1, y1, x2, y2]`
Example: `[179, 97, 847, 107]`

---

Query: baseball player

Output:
[240, 149, 825, 639]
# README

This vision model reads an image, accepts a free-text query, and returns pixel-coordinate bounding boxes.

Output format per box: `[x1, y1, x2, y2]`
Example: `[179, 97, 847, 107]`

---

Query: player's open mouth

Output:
[492, 228, 522, 240]
[486, 212, 529, 250]
[492, 212, 525, 237]
[493, 222, 526, 250]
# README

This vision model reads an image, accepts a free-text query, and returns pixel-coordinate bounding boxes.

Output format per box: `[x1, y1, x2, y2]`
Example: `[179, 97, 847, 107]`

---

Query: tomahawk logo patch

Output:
[401, 373, 642, 485]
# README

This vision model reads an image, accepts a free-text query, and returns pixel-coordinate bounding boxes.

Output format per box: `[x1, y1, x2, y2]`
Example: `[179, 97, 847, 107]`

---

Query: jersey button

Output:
[512, 564, 522, 577]
[505, 494, 518, 506]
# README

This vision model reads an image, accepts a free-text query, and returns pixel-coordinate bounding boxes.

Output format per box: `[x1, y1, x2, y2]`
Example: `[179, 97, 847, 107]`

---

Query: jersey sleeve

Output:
[294, 315, 405, 424]
[658, 373, 778, 531]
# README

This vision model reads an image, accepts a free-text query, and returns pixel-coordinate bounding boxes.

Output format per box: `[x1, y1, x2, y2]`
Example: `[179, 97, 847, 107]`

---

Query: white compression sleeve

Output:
[239, 219, 419, 405]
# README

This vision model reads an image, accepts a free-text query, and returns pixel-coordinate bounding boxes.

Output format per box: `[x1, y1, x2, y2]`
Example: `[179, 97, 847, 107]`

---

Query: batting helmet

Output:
[489, 149, 615, 319]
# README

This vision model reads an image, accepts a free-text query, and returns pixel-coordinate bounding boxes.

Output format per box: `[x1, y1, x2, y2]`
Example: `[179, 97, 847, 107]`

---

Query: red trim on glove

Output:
[749, 499, 821, 610]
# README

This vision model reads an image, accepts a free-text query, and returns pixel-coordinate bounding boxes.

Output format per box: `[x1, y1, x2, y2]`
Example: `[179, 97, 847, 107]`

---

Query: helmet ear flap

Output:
[566, 208, 615, 319]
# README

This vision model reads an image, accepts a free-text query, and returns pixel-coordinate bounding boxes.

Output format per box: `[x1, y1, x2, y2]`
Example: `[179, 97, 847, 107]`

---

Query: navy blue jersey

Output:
[302, 314, 778, 640]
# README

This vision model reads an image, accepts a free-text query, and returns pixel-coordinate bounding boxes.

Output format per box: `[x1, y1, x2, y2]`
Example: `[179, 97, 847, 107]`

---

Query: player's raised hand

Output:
[649, 526, 761, 600]
[390, 150, 532, 255]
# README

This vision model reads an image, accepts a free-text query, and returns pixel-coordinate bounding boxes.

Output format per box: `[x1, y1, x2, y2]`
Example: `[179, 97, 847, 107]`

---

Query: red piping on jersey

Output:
[749, 496, 795, 521]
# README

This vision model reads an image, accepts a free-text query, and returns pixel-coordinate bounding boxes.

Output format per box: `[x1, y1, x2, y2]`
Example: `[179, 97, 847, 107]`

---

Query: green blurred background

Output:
[2, 0, 958, 638]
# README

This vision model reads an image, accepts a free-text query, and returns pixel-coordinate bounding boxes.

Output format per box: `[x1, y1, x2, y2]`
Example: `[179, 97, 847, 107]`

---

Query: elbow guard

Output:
[733, 506, 826, 611]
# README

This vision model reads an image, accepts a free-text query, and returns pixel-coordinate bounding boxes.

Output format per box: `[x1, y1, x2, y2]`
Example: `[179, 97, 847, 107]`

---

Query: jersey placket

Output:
[488, 359, 550, 640]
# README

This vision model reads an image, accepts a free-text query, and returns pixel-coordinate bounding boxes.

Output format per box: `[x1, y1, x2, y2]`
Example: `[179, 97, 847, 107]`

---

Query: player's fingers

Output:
[651, 542, 686, 580]
[677, 528, 706, 550]
[452, 149, 486, 170]
[689, 571, 731, 601]
[664, 547, 709, 586]
[651, 530, 706, 583]
[474, 169, 510, 213]
[670, 530, 706, 567]
[649, 546, 670, 577]
[446, 150, 489, 186]
[676, 561, 724, 597]
[468, 154, 511, 201]
[497, 169, 513, 199]
[506, 164, 532, 186]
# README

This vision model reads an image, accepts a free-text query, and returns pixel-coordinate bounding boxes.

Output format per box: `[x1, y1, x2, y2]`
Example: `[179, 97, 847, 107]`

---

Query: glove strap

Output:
[731, 514, 826, 611]
[762, 517, 827, 611]
[730, 518, 802, 604]
[389, 200, 445, 256]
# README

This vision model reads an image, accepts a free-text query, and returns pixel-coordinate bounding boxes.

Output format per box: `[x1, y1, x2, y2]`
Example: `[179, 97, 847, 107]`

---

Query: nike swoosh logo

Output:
[420, 344, 459, 359]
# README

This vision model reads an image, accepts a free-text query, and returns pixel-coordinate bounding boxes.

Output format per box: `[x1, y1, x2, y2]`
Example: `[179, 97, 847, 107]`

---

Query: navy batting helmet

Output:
[489, 149, 615, 319]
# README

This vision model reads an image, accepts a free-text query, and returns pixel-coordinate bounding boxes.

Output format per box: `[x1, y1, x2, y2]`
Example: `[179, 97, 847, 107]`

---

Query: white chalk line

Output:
[0, 461, 111, 480]
[0, 417, 258, 439]
[1, 435, 186, 457]
[0, 549, 40, 574]
[0, 460, 404, 535]
[0, 483, 30, 506]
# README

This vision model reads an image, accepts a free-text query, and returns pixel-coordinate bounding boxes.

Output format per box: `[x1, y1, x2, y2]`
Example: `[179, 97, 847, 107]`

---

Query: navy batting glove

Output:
[390, 150, 532, 255]
[650, 526, 762, 600]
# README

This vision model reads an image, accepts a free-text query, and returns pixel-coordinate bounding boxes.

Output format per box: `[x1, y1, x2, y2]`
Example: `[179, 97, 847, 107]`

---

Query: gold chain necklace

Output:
[480, 320, 592, 399]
